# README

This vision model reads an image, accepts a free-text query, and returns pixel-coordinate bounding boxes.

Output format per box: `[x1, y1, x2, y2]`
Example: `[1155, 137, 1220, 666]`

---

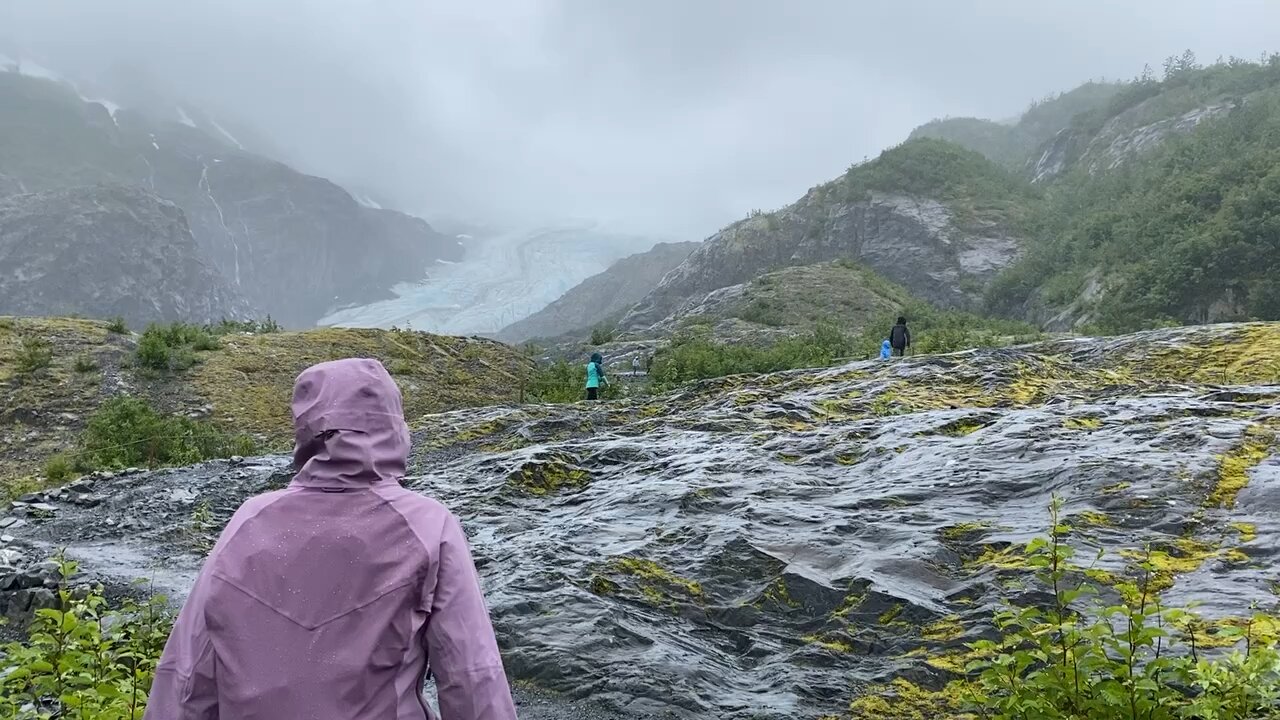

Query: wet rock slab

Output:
[6, 323, 1280, 718]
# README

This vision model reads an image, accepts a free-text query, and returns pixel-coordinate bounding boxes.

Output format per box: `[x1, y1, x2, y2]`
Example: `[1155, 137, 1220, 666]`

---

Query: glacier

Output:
[320, 223, 657, 336]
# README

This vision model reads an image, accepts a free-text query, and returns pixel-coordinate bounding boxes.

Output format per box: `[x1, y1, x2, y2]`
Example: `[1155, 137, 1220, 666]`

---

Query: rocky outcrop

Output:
[9, 322, 1278, 718]
[497, 241, 699, 343]
[1027, 96, 1241, 184]
[0, 185, 253, 327]
[1082, 101, 1236, 175]
[0, 70, 458, 327]
[621, 191, 1020, 332]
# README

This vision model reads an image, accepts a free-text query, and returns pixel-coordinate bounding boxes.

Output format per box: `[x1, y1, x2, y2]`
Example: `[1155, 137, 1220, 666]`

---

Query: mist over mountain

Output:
[6, 1, 1279, 238]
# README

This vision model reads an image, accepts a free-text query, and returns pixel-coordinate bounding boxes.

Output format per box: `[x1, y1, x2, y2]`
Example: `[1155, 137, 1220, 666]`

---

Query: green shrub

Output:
[14, 337, 53, 374]
[73, 354, 98, 373]
[135, 323, 221, 372]
[956, 497, 1280, 719]
[80, 395, 256, 469]
[43, 453, 74, 482]
[134, 329, 171, 371]
[525, 360, 623, 403]
[590, 325, 616, 346]
[207, 316, 280, 335]
[650, 320, 854, 391]
[106, 316, 129, 334]
[0, 555, 171, 719]
[648, 310, 1039, 391]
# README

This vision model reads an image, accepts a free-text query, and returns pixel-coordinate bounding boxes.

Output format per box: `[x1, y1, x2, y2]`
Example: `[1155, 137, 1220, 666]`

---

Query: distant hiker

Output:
[145, 359, 517, 720]
[586, 351, 607, 400]
[632, 356, 641, 375]
[890, 316, 911, 357]
[646, 353, 654, 373]
[880, 339, 892, 360]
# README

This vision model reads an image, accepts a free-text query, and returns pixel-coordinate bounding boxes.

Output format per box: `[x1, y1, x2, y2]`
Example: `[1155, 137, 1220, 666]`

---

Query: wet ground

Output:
[3, 323, 1279, 718]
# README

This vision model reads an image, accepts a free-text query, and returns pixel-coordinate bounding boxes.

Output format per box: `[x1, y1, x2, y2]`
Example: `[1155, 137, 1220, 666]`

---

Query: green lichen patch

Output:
[508, 455, 591, 496]
[845, 678, 971, 720]
[1063, 416, 1103, 431]
[602, 556, 704, 611]
[1206, 424, 1274, 509]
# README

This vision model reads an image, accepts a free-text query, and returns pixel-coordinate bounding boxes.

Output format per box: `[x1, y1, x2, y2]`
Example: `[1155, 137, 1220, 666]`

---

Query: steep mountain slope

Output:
[0, 185, 251, 327]
[621, 139, 1030, 332]
[497, 241, 699, 343]
[987, 56, 1280, 331]
[4, 323, 1278, 718]
[0, 68, 459, 327]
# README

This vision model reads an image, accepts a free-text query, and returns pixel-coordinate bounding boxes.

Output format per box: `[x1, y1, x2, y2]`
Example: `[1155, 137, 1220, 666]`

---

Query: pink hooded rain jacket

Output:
[144, 358, 517, 720]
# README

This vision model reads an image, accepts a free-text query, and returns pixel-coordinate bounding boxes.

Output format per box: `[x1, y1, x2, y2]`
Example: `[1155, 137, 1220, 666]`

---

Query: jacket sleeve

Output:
[144, 562, 219, 720]
[425, 514, 517, 720]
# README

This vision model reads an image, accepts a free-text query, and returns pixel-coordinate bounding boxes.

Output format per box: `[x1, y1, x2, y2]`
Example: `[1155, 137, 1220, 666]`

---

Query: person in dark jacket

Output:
[889, 316, 911, 357]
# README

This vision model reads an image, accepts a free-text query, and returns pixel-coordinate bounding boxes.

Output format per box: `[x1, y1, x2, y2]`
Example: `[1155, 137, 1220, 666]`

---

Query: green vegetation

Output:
[987, 53, 1280, 332]
[14, 337, 53, 374]
[846, 498, 1280, 719]
[135, 323, 219, 372]
[651, 305, 1038, 391]
[525, 359, 623, 403]
[589, 324, 616, 346]
[730, 261, 913, 333]
[79, 395, 256, 470]
[106, 317, 129, 335]
[0, 556, 170, 720]
[830, 138, 1036, 232]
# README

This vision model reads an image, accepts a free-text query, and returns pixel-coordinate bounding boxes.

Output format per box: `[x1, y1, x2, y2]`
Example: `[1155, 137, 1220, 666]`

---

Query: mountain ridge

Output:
[0, 66, 459, 327]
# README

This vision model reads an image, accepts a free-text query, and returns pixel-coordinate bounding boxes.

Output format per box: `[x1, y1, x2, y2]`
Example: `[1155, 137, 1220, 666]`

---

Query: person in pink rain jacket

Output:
[144, 358, 517, 720]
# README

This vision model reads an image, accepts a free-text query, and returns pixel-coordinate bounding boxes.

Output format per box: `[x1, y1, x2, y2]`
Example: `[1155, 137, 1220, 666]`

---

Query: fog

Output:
[3, 1, 1278, 237]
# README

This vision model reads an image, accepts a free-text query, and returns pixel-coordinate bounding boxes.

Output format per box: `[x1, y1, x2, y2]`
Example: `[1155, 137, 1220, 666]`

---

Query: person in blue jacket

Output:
[880, 339, 892, 360]
[585, 352, 607, 400]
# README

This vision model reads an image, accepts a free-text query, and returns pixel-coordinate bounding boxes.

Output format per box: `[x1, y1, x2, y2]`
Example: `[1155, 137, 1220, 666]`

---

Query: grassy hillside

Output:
[0, 316, 530, 492]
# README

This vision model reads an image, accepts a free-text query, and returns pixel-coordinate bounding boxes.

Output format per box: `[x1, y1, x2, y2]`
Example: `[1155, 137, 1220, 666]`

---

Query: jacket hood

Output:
[291, 358, 410, 488]
[590, 352, 603, 365]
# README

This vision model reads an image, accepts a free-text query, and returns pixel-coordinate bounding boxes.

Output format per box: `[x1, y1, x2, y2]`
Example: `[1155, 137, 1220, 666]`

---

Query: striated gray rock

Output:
[621, 191, 1020, 332]
[1027, 95, 1242, 184]
[9, 322, 1278, 718]
[0, 70, 458, 327]
[1082, 101, 1236, 175]
[0, 185, 254, 327]
[497, 242, 699, 343]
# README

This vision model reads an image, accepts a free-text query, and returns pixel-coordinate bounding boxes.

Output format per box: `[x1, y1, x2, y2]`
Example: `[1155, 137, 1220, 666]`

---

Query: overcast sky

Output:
[3, 1, 1278, 238]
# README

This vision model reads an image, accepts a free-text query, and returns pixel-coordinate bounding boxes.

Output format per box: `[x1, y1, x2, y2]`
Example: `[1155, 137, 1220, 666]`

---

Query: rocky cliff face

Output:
[0, 185, 252, 327]
[621, 191, 1020, 333]
[497, 241, 699, 343]
[2, 322, 1277, 718]
[0, 70, 457, 327]
[1027, 95, 1238, 184]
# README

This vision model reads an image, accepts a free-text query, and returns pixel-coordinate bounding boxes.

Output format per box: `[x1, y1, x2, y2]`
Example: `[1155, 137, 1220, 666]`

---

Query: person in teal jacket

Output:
[586, 352, 607, 400]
